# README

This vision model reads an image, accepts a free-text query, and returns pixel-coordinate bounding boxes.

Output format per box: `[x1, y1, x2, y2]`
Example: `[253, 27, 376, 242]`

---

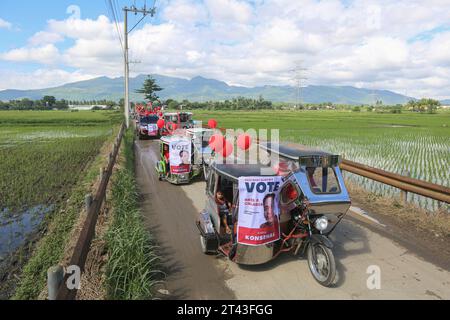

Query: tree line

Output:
[0, 96, 69, 110]
[166, 96, 273, 110]
[0, 96, 120, 111]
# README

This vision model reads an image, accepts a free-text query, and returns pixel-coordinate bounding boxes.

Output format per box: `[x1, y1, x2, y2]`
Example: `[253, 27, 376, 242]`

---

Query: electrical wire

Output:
[107, 0, 124, 52]
[128, 0, 158, 73]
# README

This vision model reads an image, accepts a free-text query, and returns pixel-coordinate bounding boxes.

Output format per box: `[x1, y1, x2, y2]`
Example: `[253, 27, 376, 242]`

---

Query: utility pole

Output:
[123, 4, 156, 128]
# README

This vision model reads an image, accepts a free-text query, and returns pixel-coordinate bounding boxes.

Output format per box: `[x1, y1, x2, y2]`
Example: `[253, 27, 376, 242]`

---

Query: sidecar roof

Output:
[211, 163, 278, 182]
[259, 142, 332, 159]
[160, 135, 190, 144]
[259, 142, 341, 167]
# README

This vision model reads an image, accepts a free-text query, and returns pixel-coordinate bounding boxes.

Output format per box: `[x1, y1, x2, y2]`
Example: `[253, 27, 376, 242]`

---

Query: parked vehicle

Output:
[196, 143, 351, 287]
[136, 115, 160, 140]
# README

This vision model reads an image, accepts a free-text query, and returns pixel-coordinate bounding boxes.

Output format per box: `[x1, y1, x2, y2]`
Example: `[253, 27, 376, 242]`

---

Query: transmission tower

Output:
[291, 61, 308, 108]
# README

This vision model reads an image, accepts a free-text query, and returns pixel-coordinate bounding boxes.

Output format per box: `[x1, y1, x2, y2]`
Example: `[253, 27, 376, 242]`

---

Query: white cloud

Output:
[1, 1, 450, 98]
[205, 0, 253, 24]
[0, 18, 12, 30]
[47, 15, 115, 40]
[0, 44, 60, 64]
[28, 31, 64, 46]
[162, 0, 208, 25]
[0, 69, 96, 91]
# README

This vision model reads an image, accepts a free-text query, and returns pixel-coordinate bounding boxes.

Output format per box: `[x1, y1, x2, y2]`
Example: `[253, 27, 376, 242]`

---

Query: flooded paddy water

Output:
[283, 125, 450, 212]
[0, 205, 54, 263]
[0, 110, 120, 281]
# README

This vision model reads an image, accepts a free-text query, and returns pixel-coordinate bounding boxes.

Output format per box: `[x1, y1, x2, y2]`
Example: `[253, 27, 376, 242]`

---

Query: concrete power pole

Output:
[123, 4, 156, 128]
[124, 10, 129, 128]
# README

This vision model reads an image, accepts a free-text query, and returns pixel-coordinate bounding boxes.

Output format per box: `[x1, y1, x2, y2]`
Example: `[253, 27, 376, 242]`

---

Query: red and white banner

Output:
[237, 176, 283, 246]
[169, 139, 191, 174]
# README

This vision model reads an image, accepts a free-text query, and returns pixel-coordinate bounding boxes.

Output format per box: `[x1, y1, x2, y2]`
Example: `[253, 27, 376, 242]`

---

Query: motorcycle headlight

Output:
[314, 216, 328, 231]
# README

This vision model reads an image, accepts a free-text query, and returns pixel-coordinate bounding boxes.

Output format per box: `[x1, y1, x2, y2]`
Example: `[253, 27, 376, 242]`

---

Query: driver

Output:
[215, 191, 232, 235]
[163, 145, 170, 175]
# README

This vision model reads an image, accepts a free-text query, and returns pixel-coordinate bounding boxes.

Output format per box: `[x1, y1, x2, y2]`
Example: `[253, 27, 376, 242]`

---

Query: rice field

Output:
[0, 110, 121, 263]
[193, 110, 450, 212]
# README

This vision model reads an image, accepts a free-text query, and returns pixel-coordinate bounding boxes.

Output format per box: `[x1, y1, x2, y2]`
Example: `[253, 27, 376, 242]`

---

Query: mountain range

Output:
[0, 74, 420, 105]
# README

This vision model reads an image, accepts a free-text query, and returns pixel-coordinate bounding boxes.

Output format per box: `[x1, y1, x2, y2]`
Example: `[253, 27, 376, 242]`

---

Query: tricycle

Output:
[196, 143, 351, 287]
[185, 128, 215, 180]
[160, 112, 194, 136]
[156, 135, 202, 185]
[136, 115, 160, 140]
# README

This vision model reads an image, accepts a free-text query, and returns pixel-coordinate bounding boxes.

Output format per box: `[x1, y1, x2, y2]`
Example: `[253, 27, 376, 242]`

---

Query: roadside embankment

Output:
[73, 130, 162, 300]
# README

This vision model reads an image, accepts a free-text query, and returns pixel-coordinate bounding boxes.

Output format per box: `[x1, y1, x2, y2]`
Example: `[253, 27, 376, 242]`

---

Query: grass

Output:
[0, 110, 120, 126]
[104, 129, 161, 300]
[0, 110, 122, 299]
[192, 109, 450, 211]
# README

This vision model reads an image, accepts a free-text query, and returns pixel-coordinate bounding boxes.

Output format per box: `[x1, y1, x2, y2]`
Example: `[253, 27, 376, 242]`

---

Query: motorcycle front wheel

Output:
[307, 243, 336, 287]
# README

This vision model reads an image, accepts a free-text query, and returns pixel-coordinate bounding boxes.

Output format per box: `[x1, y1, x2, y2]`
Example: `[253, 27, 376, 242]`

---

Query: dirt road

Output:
[135, 139, 450, 300]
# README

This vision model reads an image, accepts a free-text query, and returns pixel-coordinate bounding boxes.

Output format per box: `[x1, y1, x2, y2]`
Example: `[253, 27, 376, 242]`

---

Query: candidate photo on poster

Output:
[260, 193, 279, 229]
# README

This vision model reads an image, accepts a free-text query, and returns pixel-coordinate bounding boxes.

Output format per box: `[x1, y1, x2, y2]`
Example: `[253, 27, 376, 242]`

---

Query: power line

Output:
[105, 0, 124, 52]
[128, 0, 156, 71]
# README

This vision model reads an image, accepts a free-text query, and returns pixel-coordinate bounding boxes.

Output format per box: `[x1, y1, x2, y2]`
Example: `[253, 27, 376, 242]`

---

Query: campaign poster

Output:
[147, 123, 158, 136]
[237, 176, 283, 246]
[169, 139, 191, 174]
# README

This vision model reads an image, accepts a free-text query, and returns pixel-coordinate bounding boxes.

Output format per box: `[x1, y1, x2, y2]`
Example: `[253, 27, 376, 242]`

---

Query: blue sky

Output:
[1, 0, 450, 99]
[0, 1, 105, 48]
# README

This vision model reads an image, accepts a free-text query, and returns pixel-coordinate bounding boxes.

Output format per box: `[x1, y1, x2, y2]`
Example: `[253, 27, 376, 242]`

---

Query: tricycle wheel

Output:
[200, 235, 208, 253]
[200, 235, 217, 255]
[307, 243, 336, 287]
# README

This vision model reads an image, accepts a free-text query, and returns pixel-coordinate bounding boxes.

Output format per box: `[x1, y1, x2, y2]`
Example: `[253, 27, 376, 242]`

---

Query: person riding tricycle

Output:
[196, 143, 351, 287]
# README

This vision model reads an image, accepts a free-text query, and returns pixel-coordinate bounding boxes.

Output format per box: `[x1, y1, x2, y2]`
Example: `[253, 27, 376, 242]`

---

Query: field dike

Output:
[66, 129, 162, 300]
[9, 126, 120, 300]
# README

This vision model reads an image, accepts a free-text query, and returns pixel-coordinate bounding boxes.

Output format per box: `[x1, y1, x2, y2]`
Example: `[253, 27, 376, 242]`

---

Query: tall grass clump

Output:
[105, 130, 161, 300]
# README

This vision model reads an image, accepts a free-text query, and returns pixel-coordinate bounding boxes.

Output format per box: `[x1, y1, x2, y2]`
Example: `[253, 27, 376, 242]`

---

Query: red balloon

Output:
[157, 119, 165, 129]
[221, 139, 233, 158]
[209, 134, 225, 152]
[208, 119, 218, 129]
[237, 134, 252, 151]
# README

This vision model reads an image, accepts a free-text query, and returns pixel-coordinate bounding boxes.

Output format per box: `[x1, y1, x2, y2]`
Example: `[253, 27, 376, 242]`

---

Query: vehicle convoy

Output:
[136, 115, 160, 139]
[160, 112, 194, 135]
[196, 143, 351, 287]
